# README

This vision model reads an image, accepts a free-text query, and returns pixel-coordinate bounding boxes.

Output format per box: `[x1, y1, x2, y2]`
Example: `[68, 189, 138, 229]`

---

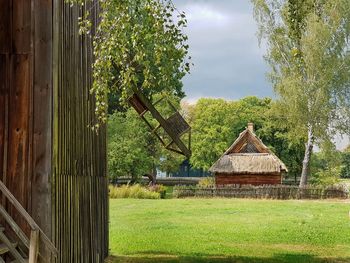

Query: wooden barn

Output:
[210, 123, 287, 186]
[0, 1, 108, 262]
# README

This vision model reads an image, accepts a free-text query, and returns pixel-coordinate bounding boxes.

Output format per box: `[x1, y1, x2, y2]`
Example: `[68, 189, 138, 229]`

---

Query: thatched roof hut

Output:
[210, 123, 287, 186]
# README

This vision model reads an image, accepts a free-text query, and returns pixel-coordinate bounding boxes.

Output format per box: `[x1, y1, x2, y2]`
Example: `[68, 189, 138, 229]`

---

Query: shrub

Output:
[310, 166, 342, 187]
[341, 151, 350, 178]
[198, 177, 215, 188]
[149, 184, 167, 199]
[109, 184, 160, 199]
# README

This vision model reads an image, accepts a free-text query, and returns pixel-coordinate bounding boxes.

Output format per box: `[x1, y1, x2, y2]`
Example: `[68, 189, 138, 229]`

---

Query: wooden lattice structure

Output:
[0, 1, 108, 262]
[129, 88, 191, 158]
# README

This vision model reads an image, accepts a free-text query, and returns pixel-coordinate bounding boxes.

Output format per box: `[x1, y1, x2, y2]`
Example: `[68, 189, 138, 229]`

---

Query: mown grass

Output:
[109, 198, 350, 263]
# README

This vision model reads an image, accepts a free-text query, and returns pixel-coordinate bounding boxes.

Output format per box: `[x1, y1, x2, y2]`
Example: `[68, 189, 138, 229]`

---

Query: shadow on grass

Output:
[106, 252, 350, 263]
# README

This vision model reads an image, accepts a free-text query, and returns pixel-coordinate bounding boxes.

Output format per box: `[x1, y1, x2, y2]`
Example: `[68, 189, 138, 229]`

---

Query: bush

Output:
[310, 166, 342, 187]
[109, 184, 160, 199]
[149, 184, 167, 199]
[198, 177, 215, 188]
[341, 151, 350, 178]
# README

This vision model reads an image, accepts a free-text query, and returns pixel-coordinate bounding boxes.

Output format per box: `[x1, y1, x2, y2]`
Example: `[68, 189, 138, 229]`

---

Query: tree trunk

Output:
[299, 126, 314, 187]
[152, 164, 157, 185]
[145, 164, 157, 186]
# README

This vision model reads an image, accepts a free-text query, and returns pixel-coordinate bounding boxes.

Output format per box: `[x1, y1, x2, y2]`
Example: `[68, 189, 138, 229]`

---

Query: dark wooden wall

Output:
[215, 174, 282, 186]
[0, 0, 108, 262]
[0, 0, 53, 240]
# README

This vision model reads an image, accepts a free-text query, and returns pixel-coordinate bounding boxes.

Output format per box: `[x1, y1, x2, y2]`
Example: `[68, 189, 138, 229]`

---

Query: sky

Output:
[173, 0, 349, 150]
[173, 0, 271, 103]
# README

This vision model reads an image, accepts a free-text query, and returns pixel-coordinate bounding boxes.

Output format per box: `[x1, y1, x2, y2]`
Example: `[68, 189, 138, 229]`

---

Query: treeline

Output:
[108, 96, 350, 185]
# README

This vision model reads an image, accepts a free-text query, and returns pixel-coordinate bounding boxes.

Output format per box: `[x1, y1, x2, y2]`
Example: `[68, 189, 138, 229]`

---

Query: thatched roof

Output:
[209, 123, 288, 175]
[210, 153, 285, 174]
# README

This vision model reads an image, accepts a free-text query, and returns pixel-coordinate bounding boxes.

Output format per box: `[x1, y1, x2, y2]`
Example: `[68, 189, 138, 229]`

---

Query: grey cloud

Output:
[173, 0, 272, 101]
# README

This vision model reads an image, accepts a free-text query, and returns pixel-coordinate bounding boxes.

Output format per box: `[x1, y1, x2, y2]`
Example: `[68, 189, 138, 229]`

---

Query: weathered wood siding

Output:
[0, 0, 52, 240]
[0, 1, 108, 262]
[52, 1, 108, 263]
[215, 173, 282, 186]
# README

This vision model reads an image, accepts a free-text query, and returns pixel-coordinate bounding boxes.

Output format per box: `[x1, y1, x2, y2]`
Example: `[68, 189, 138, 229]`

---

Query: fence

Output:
[173, 185, 349, 199]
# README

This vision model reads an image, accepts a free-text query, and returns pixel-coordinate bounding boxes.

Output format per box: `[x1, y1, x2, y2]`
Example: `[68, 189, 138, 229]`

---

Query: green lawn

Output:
[108, 198, 350, 263]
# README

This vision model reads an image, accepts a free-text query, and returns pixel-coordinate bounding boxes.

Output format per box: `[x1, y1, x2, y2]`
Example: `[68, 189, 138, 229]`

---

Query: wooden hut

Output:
[0, 1, 108, 262]
[210, 123, 287, 186]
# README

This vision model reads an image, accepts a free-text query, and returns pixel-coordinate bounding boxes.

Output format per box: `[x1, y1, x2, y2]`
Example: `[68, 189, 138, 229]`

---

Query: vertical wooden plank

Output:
[57, 3, 63, 260]
[0, 0, 11, 219]
[0, 55, 8, 183]
[52, 0, 60, 261]
[31, 0, 53, 261]
[7, 54, 31, 235]
[32, 0, 52, 233]
[28, 229, 39, 263]
[12, 0, 31, 53]
[0, 0, 12, 53]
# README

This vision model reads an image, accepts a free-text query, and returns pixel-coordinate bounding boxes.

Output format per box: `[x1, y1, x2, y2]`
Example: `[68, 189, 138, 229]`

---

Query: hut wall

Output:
[52, 1, 108, 262]
[215, 173, 282, 186]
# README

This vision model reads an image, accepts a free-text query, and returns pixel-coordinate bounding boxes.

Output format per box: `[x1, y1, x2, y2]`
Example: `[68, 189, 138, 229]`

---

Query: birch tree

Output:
[252, 0, 350, 186]
[69, 0, 191, 127]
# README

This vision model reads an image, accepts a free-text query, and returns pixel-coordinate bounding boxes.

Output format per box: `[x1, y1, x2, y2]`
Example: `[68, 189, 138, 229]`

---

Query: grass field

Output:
[108, 198, 350, 263]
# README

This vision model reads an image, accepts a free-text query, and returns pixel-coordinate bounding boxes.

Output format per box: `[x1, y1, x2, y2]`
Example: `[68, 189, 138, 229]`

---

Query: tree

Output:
[310, 140, 343, 186]
[341, 145, 350, 178]
[189, 98, 233, 170]
[252, 0, 350, 186]
[158, 147, 185, 176]
[69, 0, 190, 180]
[258, 103, 306, 181]
[69, 0, 191, 127]
[107, 110, 154, 182]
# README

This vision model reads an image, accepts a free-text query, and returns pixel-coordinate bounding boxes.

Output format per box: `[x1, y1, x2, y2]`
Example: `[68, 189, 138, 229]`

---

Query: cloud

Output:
[185, 5, 231, 26]
[173, 0, 272, 101]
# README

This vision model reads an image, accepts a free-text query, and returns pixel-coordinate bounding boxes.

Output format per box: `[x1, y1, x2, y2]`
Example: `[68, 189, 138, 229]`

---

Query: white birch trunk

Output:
[299, 125, 314, 187]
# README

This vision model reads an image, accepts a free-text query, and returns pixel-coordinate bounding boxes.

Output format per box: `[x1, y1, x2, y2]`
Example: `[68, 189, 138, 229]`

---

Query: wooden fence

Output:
[173, 185, 349, 199]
